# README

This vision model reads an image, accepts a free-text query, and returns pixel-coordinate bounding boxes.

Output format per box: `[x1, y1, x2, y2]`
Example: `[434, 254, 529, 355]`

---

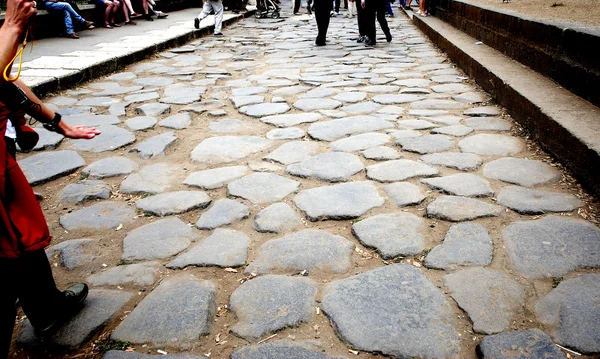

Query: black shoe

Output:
[145, 13, 154, 21]
[214, 32, 224, 36]
[35, 284, 89, 337]
[315, 39, 326, 46]
[365, 38, 376, 46]
[233, 9, 239, 13]
[194, 17, 200, 29]
[356, 35, 366, 43]
[386, 33, 392, 42]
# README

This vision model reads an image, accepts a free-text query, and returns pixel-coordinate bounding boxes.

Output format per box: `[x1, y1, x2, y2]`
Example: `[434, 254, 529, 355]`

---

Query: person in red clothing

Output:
[0, 1, 101, 356]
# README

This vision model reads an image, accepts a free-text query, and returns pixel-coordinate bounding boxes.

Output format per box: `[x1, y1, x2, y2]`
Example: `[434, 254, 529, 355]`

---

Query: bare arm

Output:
[0, 0, 37, 84]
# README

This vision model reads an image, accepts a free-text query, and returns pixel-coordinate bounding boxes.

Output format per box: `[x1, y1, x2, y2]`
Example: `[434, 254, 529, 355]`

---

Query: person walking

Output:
[362, 0, 392, 46]
[294, 0, 312, 15]
[314, 0, 333, 45]
[194, 0, 224, 35]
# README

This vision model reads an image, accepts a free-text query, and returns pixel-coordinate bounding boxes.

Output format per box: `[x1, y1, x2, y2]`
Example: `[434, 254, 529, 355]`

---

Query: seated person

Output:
[141, 0, 168, 20]
[90, 0, 136, 27]
[43, 0, 95, 39]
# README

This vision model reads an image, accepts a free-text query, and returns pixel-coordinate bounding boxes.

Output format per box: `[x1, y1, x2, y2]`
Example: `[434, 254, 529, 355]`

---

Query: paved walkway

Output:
[12, 2, 600, 359]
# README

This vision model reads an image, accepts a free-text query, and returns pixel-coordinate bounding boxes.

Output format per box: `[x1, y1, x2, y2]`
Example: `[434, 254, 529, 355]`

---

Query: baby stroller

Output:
[255, 0, 281, 18]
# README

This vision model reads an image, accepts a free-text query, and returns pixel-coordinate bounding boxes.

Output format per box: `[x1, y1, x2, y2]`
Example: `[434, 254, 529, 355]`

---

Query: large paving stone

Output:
[111, 275, 216, 347]
[339, 101, 382, 114]
[397, 119, 438, 130]
[294, 99, 342, 111]
[264, 141, 320, 165]
[227, 173, 300, 204]
[87, 261, 162, 286]
[459, 134, 523, 156]
[136, 191, 211, 216]
[333, 91, 367, 103]
[120, 163, 178, 195]
[195, 199, 250, 229]
[191, 136, 272, 164]
[167, 229, 249, 269]
[421, 152, 483, 171]
[104, 351, 207, 359]
[82, 157, 137, 179]
[231, 95, 265, 108]
[231, 341, 346, 359]
[253, 203, 302, 233]
[293, 182, 384, 221]
[60, 202, 135, 231]
[229, 275, 317, 339]
[71, 125, 136, 153]
[130, 131, 177, 159]
[422, 173, 493, 197]
[261, 113, 322, 127]
[411, 99, 466, 110]
[122, 218, 198, 260]
[383, 182, 426, 207]
[427, 196, 503, 222]
[239, 103, 291, 117]
[443, 268, 524, 334]
[372, 94, 425, 105]
[136, 103, 171, 117]
[504, 216, 600, 278]
[308, 116, 394, 141]
[425, 222, 493, 270]
[246, 229, 353, 274]
[464, 106, 501, 117]
[464, 117, 511, 131]
[125, 116, 157, 131]
[360, 145, 401, 160]
[497, 186, 582, 214]
[60, 180, 111, 204]
[477, 329, 567, 359]
[159, 112, 192, 129]
[352, 213, 426, 258]
[397, 134, 455, 154]
[330, 132, 390, 152]
[232, 86, 268, 96]
[287, 152, 364, 182]
[26, 127, 64, 151]
[483, 157, 561, 187]
[266, 127, 305, 140]
[183, 166, 250, 189]
[18, 290, 132, 349]
[19, 150, 85, 185]
[366, 159, 439, 182]
[322, 264, 459, 358]
[208, 119, 250, 133]
[431, 125, 473, 137]
[535, 274, 600, 354]
[46, 238, 94, 270]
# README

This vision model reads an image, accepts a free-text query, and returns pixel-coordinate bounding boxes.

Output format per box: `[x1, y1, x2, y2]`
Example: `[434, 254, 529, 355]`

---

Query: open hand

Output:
[61, 124, 101, 139]
[4, 0, 37, 29]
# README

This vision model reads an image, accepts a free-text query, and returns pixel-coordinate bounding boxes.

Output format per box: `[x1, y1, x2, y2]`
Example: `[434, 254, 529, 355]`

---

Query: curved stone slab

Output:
[125, 116, 157, 131]
[183, 166, 250, 190]
[372, 94, 425, 104]
[239, 103, 291, 117]
[266, 127, 305, 140]
[120, 163, 179, 195]
[261, 113, 322, 127]
[497, 186, 582, 214]
[360, 145, 401, 160]
[425, 222, 493, 270]
[46, 238, 94, 270]
[383, 182, 426, 207]
[427, 196, 503, 222]
[122, 217, 198, 260]
[60, 180, 111, 204]
[231, 341, 346, 359]
[477, 329, 567, 359]
[130, 131, 177, 159]
[87, 261, 162, 286]
[191, 136, 273, 164]
[70, 125, 136, 153]
[19, 150, 85, 186]
[60, 202, 135, 231]
[286, 152, 364, 182]
[366, 159, 439, 182]
[459, 134, 523, 156]
[483, 157, 561, 187]
[227, 173, 300, 204]
[195, 199, 250, 229]
[136, 191, 211, 216]
[253, 203, 302, 233]
[264, 141, 320, 165]
[104, 351, 207, 359]
[330, 132, 390, 152]
[167, 229, 249, 269]
[420, 152, 482, 171]
[398, 134, 455, 154]
[308, 116, 395, 141]
[422, 173, 493, 197]
[293, 99, 342, 111]
[82, 157, 138, 179]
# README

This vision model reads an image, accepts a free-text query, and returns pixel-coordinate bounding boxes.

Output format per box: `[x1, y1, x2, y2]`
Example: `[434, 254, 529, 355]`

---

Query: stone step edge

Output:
[411, 14, 600, 199]
[27, 9, 256, 98]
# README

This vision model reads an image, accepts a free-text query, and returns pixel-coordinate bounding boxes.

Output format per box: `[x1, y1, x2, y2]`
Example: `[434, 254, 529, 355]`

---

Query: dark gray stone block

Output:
[253, 203, 302, 233]
[167, 229, 249, 269]
[483, 157, 561, 187]
[497, 186, 582, 214]
[60, 202, 136, 231]
[19, 150, 85, 185]
[425, 222, 493, 270]
[231, 341, 346, 359]
[136, 191, 211, 216]
[195, 199, 250, 229]
[60, 180, 111, 204]
[227, 173, 300, 204]
[46, 238, 94, 270]
[122, 218, 198, 260]
[87, 261, 162, 286]
[82, 157, 137, 179]
[477, 329, 566, 359]
[427, 196, 503, 222]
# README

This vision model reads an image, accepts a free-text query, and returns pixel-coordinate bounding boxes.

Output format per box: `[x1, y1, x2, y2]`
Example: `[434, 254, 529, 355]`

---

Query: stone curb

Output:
[29, 9, 256, 98]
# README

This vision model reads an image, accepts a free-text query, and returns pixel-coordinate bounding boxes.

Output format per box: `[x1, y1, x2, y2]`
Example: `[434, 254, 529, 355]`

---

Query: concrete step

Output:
[411, 13, 600, 198]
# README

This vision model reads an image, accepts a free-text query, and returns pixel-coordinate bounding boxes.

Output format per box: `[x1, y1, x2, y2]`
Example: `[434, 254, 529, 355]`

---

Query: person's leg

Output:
[293, 0, 300, 13]
[103, 1, 113, 26]
[212, 0, 224, 34]
[385, 0, 393, 15]
[356, 0, 365, 37]
[123, 0, 136, 15]
[343, 0, 348, 9]
[0, 258, 18, 359]
[307, 0, 312, 14]
[377, 0, 391, 40]
[364, 0, 376, 44]
[315, 0, 332, 45]
[111, 0, 121, 25]
[44, 2, 75, 34]
[334, 0, 340, 13]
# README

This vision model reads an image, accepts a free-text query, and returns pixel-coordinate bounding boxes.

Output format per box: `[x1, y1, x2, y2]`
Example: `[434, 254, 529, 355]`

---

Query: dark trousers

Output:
[314, 0, 333, 43]
[293, 0, 312, 13]
[334, 0, 339, 12]
[0, 250, 64, 359]
[356, 0, 366, 36]
[365, 0, 390, 43]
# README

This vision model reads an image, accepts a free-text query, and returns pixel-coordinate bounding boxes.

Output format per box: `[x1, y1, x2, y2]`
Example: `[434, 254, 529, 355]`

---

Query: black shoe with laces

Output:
[365, 38, 376, 46]
[356, 35, 366, 43]
[35, 283, 89, 337]
[386, 33, 392, 42]
[194, 17, 200, 29]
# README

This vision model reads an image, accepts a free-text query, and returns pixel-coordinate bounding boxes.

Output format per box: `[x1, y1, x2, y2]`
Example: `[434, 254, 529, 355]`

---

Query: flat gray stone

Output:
[333, 91, 367, 103]
[293, 99, 342, 111]
[125, 116, 157, 131]
[239, 103, 291, 117]
[394, 78, 431, 87]
[196, 199, 250, 229]
[136, 191, 211, 216]
[483, 157, 561, 187]
[339, 101, 382, 114]
[383, 182, 426, 207]
[46, 238, 94, 270]
[19, 150, 85, 185]
[431, 83, 472, 94]
[360, 146, 401, 160]
[453, 92, 485, 104]
[427, 196, 503, 222]
[352, 213, 426, 258]
[293, 181, 384, 221]
[322, 264, 459, 358]
[160, 85, 204, 105]
[78, 96, 121, 107]
[122, 218, 197, 260]
[264, 141, 319, 165]
[431, 75, 464, 83]
[389, 129, 423, 141]
[411, 99, 466, 110]
[397, 134, 455, 154]
[103, 352, 207, 359]
[464, 117, 511, 131]
[208, 119, 249, 133]
[231, 96, 265, 108]
[372, 94, 425, 104]
[87, 261, 162, 286]
[232, 87, 268, 96]
[159, 112, 192, 129]
[184, 166, 249, 190]
[498, 186, 582, 214]
[443, 268, 524, 334]
[308, 116, 395, 141]
[231, 341, 346, 359]
[504, 216, 600, 278]
[422, 173, 493, 197]
[423, 115, 463, 126]
[130, 131, 177, 159]
[362, 85, 400, 93]
[228, 173, 299, 204]
[421, 152, 483, 171]
[459, 134, 523, 156]
[397, 119, 438, 130]
[366, 159, 439, 182]
[167, 229, 249, 269]
[60, 180, 111, 204]
[191, 136, 273, 164]
[477, 329, 567, 359]
[136, 103, 171, 117]
[111, 275, 215, 347]
[230, 275, 317, 340]
[287, 152, 364, 182]
[18, 290, 132, 349]
[60, 202, 135, 231]
[27, 127, 64, 151]
[431, 125, 473, 137]
[120, 163, 178, 195]
[124, 92, 159, 104]
[535, 274, 600, 354]
[246, 229, 354, 274]
[272, 85, 311, 96]
[330, 132, 390, 152]
[266, 127, 305, 140]
[261, 113, 322, 127]
[299, 87, 340, 99]
[82, 157, 137, 179]
[71, 125, 135, 153]
[134, 76, 174, 86]
[253, 203, 302, 233]
[464, 106, 501, 117]
[425, 222, 493, 270]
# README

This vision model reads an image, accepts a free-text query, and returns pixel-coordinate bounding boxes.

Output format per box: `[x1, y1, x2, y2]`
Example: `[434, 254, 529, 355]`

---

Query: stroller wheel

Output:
[271, 11, 280, 18]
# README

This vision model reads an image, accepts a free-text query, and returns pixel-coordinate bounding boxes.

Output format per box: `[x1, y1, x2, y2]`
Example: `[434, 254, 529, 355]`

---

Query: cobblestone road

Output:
[12, 3, 600, 359]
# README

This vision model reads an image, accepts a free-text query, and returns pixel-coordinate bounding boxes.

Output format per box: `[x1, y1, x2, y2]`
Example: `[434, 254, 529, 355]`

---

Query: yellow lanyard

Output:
[3, 30, 31, 82]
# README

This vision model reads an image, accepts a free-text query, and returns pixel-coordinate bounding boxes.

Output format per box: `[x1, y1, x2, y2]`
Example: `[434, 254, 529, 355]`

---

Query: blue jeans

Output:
[44, 1, 85, 34]
[385, 0, 393, 15]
